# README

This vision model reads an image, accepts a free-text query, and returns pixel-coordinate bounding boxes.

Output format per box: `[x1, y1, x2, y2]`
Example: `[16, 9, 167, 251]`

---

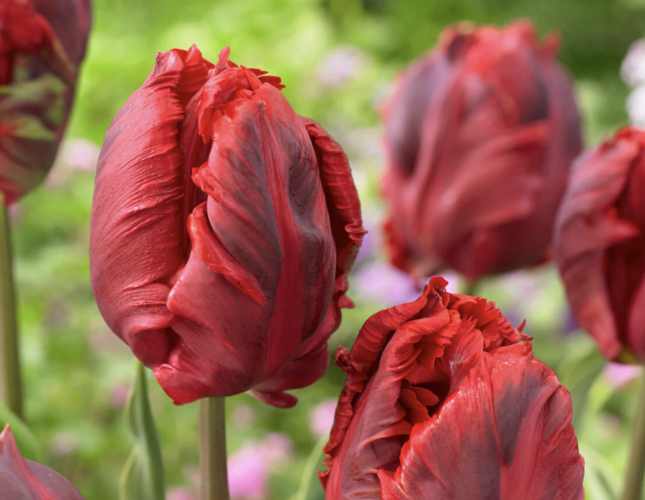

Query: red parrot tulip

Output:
[0, 0, 91, 205]
[89, 46, 364, 407]
[382, 20, 581, 280]
[321, 276, 584, 499]
[555, 127, 645, 362]
[0, 425, 85, 499]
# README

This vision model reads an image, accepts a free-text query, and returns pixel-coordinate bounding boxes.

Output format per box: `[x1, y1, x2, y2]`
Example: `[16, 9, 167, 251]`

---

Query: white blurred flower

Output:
[622, 39, 645, 88]
[626, 86, 645, 126]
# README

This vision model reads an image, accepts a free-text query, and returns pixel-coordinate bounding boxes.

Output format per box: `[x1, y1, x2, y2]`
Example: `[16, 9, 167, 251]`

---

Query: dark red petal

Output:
[378, 350, 584, 500]
[555, 137, 640, 359]
[155, 72, 337, 404]
[0, 0, 91, 205]
[90, 49, 194, 367]
[382, 20, 580, 280]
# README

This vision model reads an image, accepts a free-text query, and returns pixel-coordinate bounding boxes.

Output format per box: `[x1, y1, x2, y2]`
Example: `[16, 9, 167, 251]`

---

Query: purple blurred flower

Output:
[309, 399, 337, 439]
[317, 45, 367, 89]
[604, 363, 642, 389]
[228, 433, 293, 500]
[353, 261, 420, 306]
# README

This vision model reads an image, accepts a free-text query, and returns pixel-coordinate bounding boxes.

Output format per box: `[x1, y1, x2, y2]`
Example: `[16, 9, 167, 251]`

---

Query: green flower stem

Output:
[0, 200, 22, 420]
[621, 370, 645, 500]
[199, 398, 229, 500]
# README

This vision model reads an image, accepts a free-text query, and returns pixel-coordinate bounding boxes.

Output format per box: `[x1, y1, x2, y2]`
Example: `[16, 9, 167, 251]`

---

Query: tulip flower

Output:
[0, 0, 91, 205]
[90, 46, 364, 407]
[382, 20, 581, 280]
[554, 127, 645, 362]
[0, 425, 85, 499]
[321, 276, 584, 499]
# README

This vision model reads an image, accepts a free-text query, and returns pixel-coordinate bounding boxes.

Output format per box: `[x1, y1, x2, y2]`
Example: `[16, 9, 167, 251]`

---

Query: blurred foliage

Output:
[7, 0, 645, 498]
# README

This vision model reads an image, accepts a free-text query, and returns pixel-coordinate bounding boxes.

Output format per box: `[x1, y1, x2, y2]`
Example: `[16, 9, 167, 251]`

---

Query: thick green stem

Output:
[622, 370, 645, 500]
[199, 398, 229, 500]
[0, 201, 22, 419]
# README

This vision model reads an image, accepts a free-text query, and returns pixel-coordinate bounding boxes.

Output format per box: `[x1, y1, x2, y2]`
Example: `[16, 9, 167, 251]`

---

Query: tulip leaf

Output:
[0, 401, 42, 462]
[556, 338, 606, 430]
[119, 361, 165, 500]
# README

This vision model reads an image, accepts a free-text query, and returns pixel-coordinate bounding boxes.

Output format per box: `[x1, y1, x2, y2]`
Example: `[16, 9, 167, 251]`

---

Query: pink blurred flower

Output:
[228, 433, 292, 500]
[109, 382, 131, 409]
[604, 363, 642, 389]
[50, 431, 77, 457]
[166, 487, 196, 500]
[47, 138, 100, 187]
[317, 46, 367, 89]
[231, 404, 255, 430]
[309, 399, 337, 439]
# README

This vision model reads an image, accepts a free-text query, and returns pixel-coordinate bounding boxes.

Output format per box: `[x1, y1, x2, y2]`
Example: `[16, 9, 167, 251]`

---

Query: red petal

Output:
[0, 425, 85, 499]
[90, 49, 197, 367]
[554, 136, 640, 360]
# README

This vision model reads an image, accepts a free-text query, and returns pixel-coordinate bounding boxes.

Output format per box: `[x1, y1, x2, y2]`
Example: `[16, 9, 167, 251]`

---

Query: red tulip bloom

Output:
[0, 425, 85, 499]
[321, 276, 584, 499]
[382, 20, 581, 280]
[0, 0, 91, 205]
[90, 46, 364, 407]
[554, 127, 645, 362]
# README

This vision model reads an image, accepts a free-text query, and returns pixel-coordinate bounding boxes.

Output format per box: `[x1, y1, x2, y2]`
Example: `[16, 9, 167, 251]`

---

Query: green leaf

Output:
[557, 338, 607, 430]
[0, 401, 42, 462]
[119, 361, 165, 500]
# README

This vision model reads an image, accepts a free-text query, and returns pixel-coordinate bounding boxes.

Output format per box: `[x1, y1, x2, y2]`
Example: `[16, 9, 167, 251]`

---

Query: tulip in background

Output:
[321, 276, 584, 499]
[382, 20, 581, 281]
[89, 45, 364, 407]
[0, 425, 85, 500]
[0, 0, 91, 205]
[554, 127, 645, 363]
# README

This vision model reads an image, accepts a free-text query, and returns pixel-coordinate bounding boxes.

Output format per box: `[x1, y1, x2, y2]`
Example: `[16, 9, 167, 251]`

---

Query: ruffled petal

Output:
[378, 350, 584, 500]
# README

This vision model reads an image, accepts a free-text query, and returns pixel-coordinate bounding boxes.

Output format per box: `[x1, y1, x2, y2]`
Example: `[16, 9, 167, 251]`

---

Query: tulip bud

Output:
[321, 277, 584, 499]
[382, 20, 581, 280]
[0, 425, 85, 499]
[89, 46, 364, 407]
[0, 0, 91, 205]
[555, 127, 645, 362]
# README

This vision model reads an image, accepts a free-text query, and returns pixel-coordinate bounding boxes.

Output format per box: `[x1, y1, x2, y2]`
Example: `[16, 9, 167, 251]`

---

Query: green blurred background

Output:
[10, 0, 645, 498]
